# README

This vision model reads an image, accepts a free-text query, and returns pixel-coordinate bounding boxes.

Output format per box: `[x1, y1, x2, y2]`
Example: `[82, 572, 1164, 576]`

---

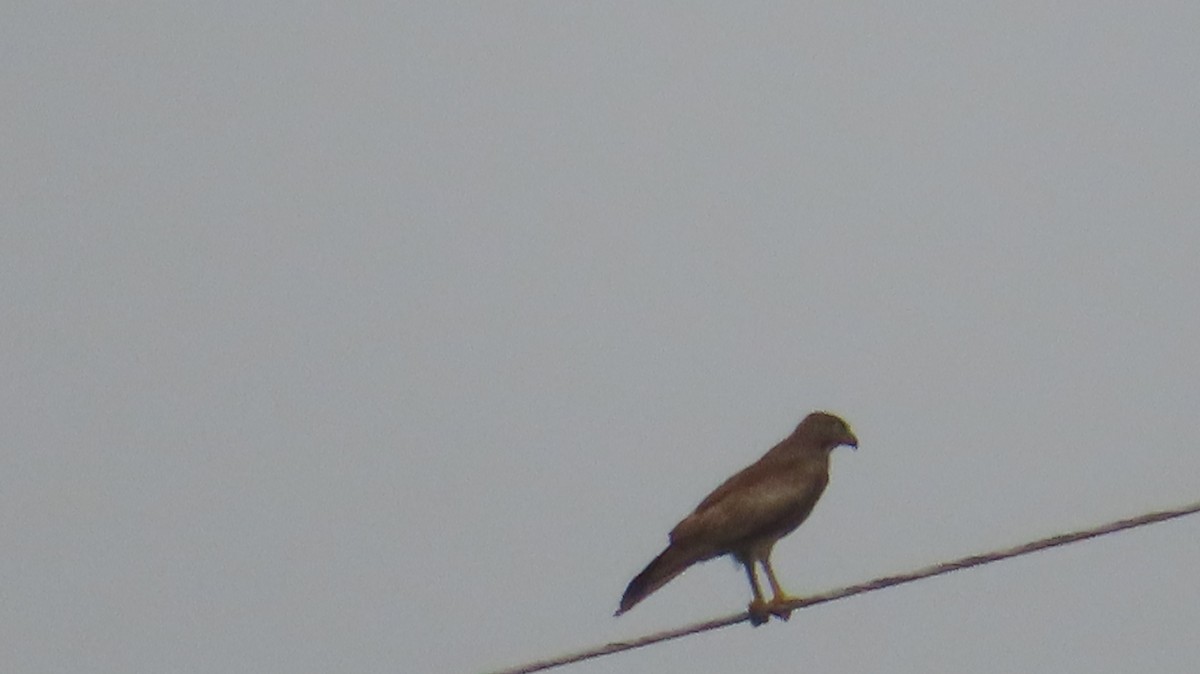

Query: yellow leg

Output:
[743, 562, 770, 626]
[762, 558, 796, 621]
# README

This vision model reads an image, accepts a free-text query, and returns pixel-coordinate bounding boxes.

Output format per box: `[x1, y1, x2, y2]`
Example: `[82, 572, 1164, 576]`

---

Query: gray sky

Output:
[4, 3, 1199, 673]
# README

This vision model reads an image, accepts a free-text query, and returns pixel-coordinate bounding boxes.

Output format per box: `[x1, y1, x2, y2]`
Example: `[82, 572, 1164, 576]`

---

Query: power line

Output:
[484, 499, 1200, 674]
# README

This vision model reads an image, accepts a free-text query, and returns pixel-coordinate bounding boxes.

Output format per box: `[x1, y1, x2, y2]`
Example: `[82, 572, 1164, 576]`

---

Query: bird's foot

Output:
[768, 592, 796, 618]
[747, 599, 771, 626]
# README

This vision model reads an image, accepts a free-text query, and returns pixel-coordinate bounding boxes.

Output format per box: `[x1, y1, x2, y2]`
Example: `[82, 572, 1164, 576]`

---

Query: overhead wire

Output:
[484, 499, 1200, 674]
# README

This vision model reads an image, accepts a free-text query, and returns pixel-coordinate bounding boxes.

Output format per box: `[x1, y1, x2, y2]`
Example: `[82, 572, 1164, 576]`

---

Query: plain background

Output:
[4, 3, 1199, 673]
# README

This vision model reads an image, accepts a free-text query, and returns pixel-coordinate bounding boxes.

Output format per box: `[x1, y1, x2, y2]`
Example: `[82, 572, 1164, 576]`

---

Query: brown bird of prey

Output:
[616, 411, 857, 625]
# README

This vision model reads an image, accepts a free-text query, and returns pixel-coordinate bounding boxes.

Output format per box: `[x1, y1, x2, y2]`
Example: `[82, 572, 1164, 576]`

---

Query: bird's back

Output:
[668, 448, 830, 557]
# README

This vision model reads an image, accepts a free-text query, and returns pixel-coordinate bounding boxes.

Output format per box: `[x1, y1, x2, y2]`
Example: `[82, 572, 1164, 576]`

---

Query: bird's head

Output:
[797, 411, 858, 450]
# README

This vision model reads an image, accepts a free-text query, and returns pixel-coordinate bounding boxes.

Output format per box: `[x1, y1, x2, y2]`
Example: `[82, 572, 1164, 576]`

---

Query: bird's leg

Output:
[743, 562, 770, 626]
[762, 558, 797, 621]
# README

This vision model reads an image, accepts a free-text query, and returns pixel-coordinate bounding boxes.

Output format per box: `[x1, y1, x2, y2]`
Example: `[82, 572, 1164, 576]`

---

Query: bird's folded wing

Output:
[669, 466, 825, 549]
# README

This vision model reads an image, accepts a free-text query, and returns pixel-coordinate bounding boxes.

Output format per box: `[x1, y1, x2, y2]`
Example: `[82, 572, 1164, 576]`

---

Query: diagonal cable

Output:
[485, 499, 1200, 674]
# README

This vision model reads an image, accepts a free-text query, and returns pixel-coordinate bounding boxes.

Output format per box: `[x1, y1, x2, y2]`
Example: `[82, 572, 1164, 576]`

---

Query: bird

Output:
[616, 411, 857, 625]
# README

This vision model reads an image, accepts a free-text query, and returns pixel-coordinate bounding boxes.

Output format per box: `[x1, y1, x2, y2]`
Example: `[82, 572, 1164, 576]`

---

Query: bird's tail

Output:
[615, 545, 696, 616]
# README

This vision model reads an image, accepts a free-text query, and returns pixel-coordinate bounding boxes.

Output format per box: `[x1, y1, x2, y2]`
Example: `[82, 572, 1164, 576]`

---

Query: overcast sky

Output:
[4, 3, 1200, 674]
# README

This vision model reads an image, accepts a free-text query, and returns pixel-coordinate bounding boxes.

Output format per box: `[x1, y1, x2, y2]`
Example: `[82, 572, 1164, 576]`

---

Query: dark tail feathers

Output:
[616, 545, 695, 615]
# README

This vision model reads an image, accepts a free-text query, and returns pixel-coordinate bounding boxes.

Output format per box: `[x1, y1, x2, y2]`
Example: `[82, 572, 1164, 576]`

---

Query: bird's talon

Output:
[768, 594, 797, 621]
[748, 600, 771, 626]
[769, 602, 794, 621]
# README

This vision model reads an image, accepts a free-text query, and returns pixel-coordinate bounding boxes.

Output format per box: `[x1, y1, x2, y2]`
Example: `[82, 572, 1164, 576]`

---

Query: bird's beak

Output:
[844, 432, 858, 450]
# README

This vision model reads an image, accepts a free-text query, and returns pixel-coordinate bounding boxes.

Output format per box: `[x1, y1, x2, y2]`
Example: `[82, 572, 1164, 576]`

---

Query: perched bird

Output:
[616, 411, 857, 625]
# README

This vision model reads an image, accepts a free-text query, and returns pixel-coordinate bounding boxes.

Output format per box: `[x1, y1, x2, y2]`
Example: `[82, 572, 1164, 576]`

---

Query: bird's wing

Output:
[669, 457, 827, 551]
